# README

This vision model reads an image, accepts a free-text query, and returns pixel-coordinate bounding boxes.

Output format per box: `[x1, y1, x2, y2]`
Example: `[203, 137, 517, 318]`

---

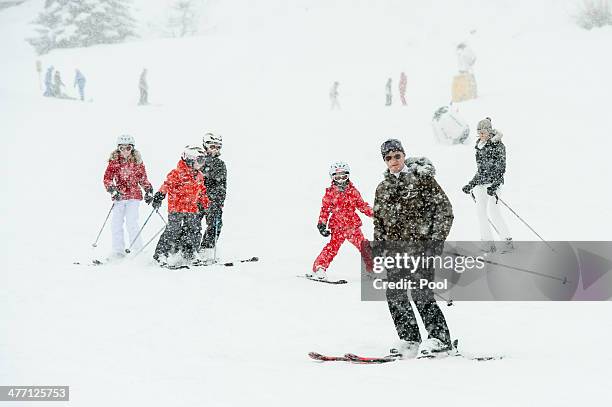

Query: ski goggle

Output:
[206, 143, 221, 150]
[333, 172, 349, 181]
[119, 145, 133, 151]
[384, 153, 403, 162]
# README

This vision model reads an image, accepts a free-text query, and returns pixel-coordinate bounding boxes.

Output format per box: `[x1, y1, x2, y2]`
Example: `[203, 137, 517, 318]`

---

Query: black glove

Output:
[462, 184, 473, 194]
[107, 186, 122, 201]
[152, 192, 165, 210]
[144, 188, 154, 204]
[487, 186, 497, 196]
[425, 240, 445, 256]
[317, 223, 331, 237]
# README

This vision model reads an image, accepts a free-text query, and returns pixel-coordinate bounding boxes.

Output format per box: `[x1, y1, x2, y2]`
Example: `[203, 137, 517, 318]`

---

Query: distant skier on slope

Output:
[151, 146, 209, 265]
[198, 132, 227, 263]
[398, 72, 407, 106]
[311, 162, 373, 280]
[462, 117, 513, 253]
[74, 69, 86, 101]
[329, 81, 340, 110]
[138, 68, 149, 105]
[43, 65, 54, 97]
[53, 70, 65, 98]
[374, 139, 454, 359]
[385, 77, 392, 106]
[103, 135, 154, 258]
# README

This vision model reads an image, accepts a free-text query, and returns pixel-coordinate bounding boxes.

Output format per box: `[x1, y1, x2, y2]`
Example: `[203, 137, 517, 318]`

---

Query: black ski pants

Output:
[386, 263, 451, 346]
[154, 212, 201, 260]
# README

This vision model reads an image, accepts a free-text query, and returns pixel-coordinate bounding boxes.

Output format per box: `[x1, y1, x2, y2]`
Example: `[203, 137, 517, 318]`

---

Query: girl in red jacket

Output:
[312, 162, 373, 280]
[151, 145, 210, 265]
[103, 134, 153, 257]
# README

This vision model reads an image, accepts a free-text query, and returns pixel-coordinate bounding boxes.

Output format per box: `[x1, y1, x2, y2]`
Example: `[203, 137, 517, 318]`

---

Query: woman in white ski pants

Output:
[103, 135, 154, 256]
[462, 118, 512, 247]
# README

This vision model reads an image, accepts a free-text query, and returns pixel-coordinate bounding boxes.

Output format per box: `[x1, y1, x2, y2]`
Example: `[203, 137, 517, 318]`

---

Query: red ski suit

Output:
[103, 155, 152, 200]
[313, 181, 373, 272]
[159, 160, 210, 213]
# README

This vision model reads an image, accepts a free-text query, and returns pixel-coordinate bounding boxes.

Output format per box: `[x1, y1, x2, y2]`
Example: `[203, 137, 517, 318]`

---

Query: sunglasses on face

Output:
[206, 144, 221, 150]
[384, 153, 403, 162]
[119, 145, 133, 151]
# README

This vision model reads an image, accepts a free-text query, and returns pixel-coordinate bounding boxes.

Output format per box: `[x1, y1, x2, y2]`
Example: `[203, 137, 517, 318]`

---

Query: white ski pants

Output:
[111, 199, 142, 254]
[473, 184, 511, 242]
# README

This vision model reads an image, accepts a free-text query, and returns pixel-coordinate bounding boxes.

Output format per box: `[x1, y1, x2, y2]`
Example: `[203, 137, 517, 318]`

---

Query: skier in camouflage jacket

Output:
[374, 139, 453, 351]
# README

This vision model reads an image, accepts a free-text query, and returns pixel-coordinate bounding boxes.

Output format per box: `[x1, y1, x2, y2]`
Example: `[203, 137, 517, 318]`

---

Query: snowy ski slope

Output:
[1, 1, 612, 406]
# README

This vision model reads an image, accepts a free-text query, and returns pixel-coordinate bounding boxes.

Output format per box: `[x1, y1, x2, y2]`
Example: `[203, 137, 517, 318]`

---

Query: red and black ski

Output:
[298, 275, 348, 284]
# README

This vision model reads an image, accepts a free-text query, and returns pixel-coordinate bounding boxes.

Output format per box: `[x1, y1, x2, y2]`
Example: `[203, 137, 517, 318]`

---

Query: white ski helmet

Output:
[117, 134, 135, 146]
[182, 145, 206, 163]
[203, 132, 222, 146]
[329, 161, 350, 177]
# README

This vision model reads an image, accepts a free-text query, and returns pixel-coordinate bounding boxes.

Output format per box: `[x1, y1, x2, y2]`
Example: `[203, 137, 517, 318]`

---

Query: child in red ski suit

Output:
[312, 162, 373, 279]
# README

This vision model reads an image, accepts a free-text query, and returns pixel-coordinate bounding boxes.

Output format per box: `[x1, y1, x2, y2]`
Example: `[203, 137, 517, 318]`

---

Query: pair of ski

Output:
[298, 274, 348, 284]
[309, 351, 502, 363]
[159, 256, 259, 270]
[310, 340, 503, 363]
[75, 256, 259, 269]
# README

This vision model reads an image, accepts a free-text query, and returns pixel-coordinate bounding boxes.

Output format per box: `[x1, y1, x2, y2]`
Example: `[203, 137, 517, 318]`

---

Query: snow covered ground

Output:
[1, 0, 612, 406]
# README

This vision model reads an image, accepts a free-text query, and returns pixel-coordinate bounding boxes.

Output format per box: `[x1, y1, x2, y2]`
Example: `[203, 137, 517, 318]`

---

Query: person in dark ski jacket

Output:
[198, 132, 227, 262]
[374, 139, 453, 358]
[462, 117, 512, 251]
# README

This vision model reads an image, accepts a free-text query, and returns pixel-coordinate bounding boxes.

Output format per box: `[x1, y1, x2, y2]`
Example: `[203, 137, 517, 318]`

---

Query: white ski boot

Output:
[500, 238, 514, 253]
[389, 340, 420, 359]
[417, 338, 454, 359]
[196, 248, 216, 265]
[314, 267, 327, 280]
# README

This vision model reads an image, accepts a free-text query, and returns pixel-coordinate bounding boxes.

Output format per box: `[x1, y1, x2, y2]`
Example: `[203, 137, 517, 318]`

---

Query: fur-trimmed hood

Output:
[384, 156, 436, 178]
[477, 129, 503, 149]
[109, 149, 143, 164]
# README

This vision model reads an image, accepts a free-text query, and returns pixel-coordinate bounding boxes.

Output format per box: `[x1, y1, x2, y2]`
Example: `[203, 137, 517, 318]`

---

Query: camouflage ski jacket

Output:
[373, 157, 453, 245]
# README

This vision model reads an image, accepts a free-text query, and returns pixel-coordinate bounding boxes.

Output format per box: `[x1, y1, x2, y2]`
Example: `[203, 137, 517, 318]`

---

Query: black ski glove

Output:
[152, 192, 165, 210]
[144, 188, 154, 204]
[487, 186, 497, 196]
[462, 184, 473, 194]
[107, 186, 122, 201]
[317, 222, 331, 237]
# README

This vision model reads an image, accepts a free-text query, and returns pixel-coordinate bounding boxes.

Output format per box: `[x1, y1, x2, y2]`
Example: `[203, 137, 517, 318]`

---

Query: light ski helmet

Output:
[182, 145, 206, 165]
[203, 132, 223, 146]
[329, 161, 350, 177]
[117, 134, 135, 146]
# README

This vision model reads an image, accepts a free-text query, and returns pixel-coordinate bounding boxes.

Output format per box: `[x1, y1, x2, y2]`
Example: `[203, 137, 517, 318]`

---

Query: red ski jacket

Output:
[103, 152, 152, 200]
[318, 181, 373, 232]
[159, 160, 209, 213]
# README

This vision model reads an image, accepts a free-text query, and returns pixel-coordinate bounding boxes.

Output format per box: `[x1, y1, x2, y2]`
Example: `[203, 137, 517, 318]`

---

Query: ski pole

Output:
[157, 211, 167, 225]
[213, 216, 220, 263]
[92, 202, 115, 247]
[132, 224, 166, 258]
[125, 208, 157, 253]
[496, 196, 555, 252]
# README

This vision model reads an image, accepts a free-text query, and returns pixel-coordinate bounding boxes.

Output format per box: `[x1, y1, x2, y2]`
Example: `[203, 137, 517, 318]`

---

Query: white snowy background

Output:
[1, 0, 612, 406]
